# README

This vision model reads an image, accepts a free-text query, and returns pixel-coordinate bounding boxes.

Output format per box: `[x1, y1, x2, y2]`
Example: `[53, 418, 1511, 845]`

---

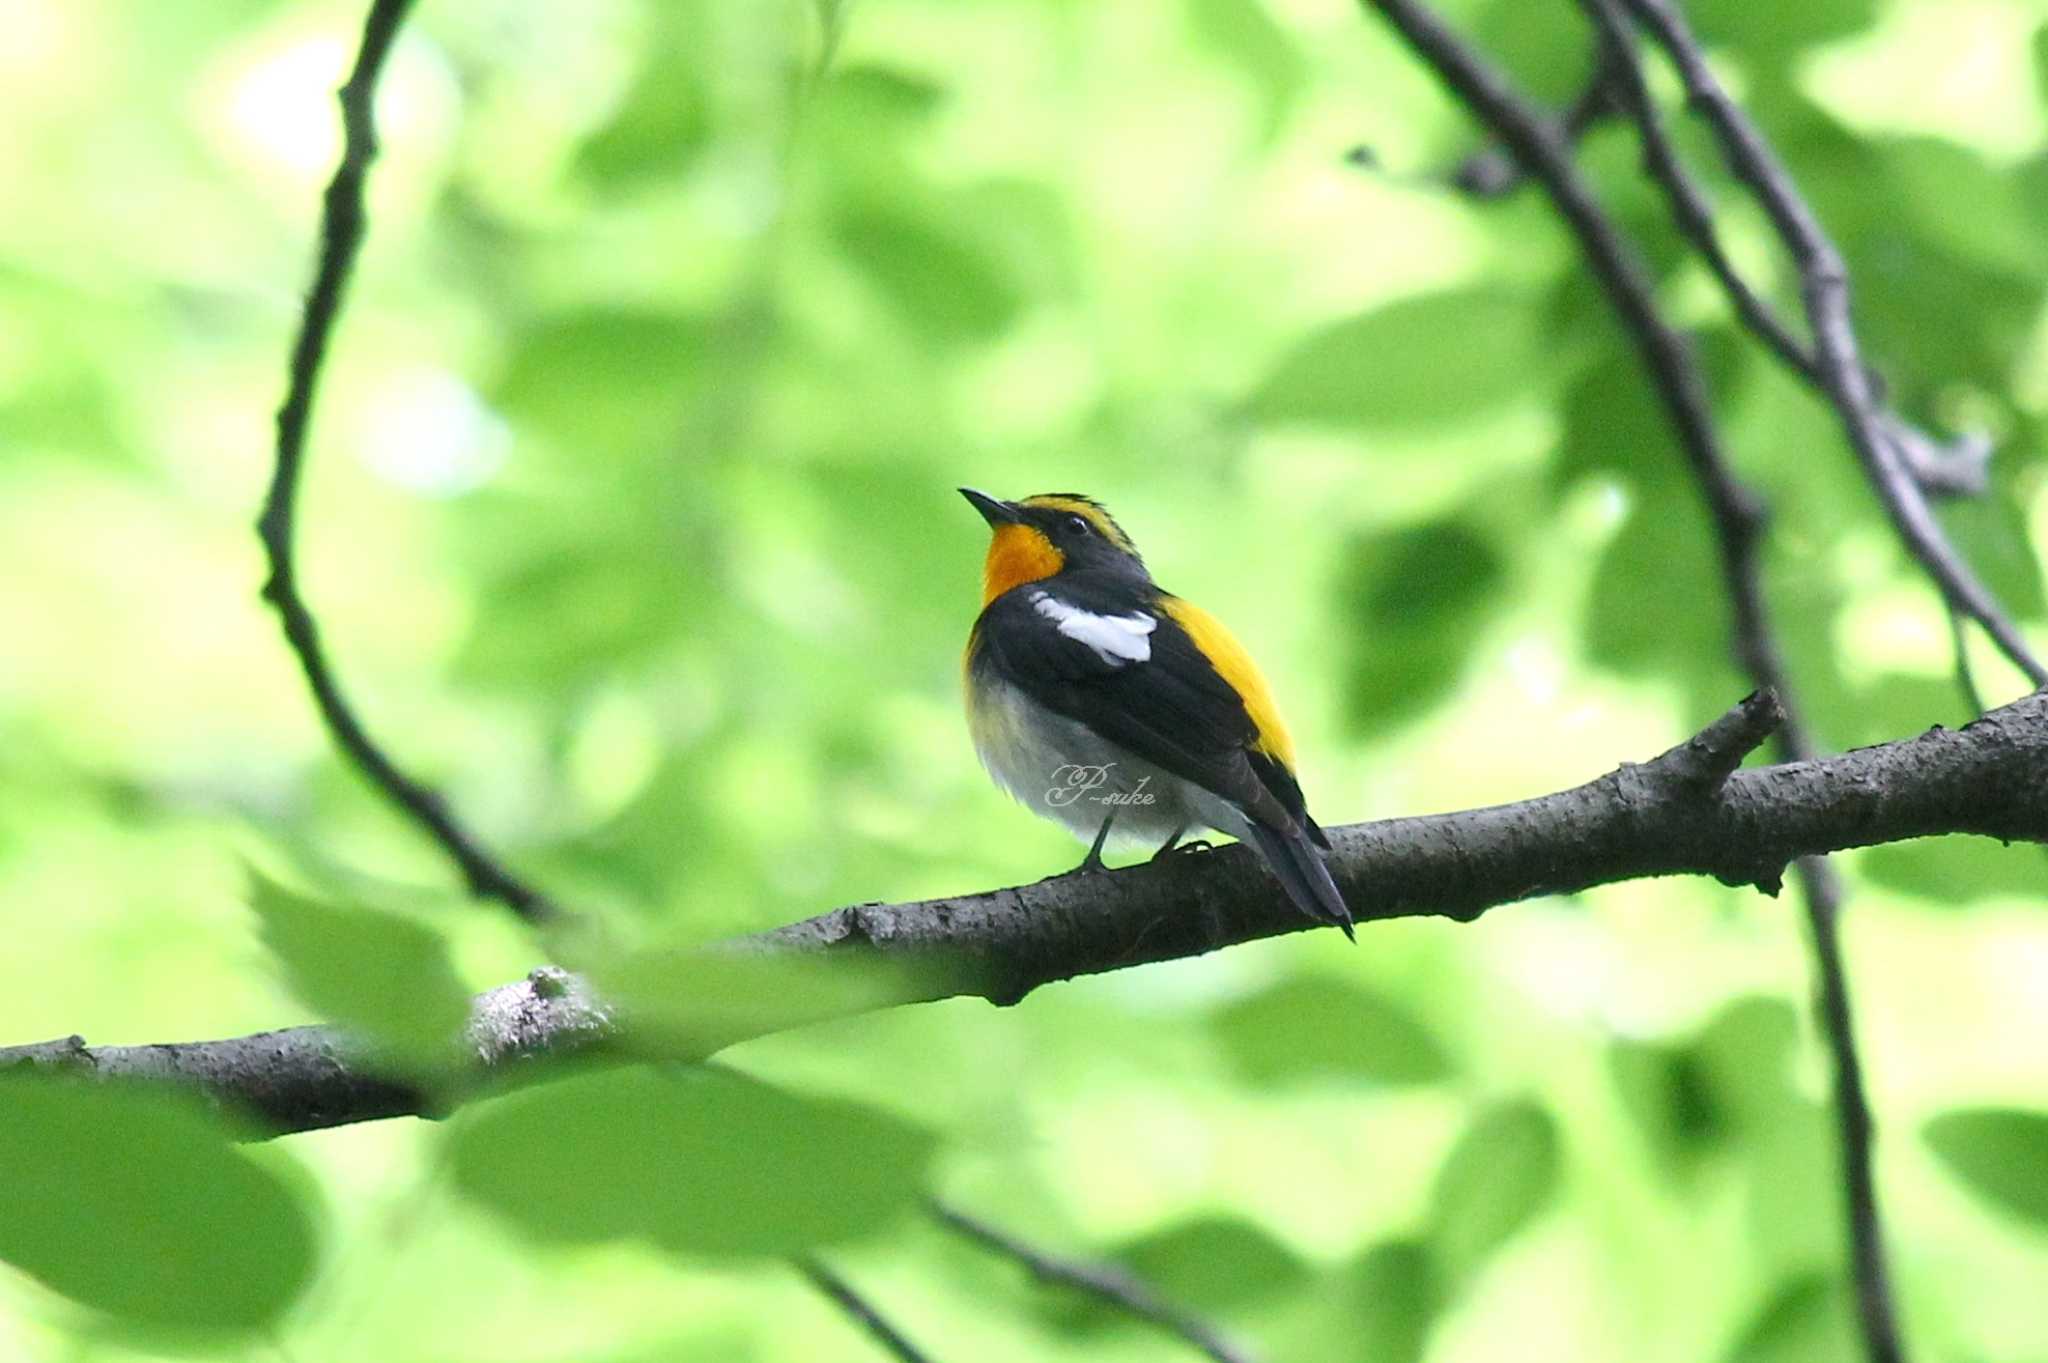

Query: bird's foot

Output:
[1151, 838, 1213, 862]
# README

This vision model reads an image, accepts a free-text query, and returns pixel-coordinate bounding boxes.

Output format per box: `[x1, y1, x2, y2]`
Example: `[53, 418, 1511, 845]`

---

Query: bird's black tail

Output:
[1243, 820, 1355, 941]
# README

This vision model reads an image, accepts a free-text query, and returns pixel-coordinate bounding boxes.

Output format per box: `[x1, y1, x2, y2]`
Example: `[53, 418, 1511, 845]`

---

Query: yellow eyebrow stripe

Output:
[1019, 495, 1136, 553]
[1158, 596, 1298, 768]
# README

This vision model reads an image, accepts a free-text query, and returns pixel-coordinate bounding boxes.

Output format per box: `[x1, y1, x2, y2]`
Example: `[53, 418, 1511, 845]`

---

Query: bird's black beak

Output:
[959, 487, 1021, 527]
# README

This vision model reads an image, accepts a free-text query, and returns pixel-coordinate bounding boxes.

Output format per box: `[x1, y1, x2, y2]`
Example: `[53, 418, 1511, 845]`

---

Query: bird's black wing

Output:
[970, 575, 1296, 832]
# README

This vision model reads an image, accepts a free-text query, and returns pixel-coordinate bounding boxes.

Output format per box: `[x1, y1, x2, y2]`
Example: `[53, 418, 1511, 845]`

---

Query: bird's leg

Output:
[1075, 812, 1116, 874]
[1151, 824, 1213, 861]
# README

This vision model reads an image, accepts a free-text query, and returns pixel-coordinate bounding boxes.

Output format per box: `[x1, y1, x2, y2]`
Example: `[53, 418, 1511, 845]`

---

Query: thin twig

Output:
[931, 1202, 1254, 1363]
[1356, 5, 1907, 1363]
[1619, 0, 2045, 690]
[1577, 2, 1989, 513]
[256, 0, 557, 925]
[1948, 602, 1987, 719]
[1453, 49, 1621, 197]
[798, 1259, 936, 1363]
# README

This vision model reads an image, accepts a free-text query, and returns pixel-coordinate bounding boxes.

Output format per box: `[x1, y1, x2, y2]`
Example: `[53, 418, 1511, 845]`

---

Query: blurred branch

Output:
[1617, 0, 2043, 688]
[797, 1259, 936, 1363]
[1450, 46, 1620, 197]
[256, 0, 558, 926]
[1358, 3, 1915, 1361]
[931, 1202, 1255, 1363]
[1577, 3, 1990, 508]
[8, 689, 2048, 1137]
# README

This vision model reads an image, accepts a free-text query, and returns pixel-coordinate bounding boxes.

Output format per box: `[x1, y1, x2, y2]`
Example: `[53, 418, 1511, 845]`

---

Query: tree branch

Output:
[797, 1259, 936, 1363]
[256, 0, 558, 925]
[931, 1202, 1255, 1363]
[8, 690, 2047, 1139]
[1617, 0, 2045, 688]
[1353, 6, 1926, 1360]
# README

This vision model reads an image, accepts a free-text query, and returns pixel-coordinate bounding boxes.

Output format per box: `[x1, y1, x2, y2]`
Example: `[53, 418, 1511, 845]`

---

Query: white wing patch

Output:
[1031, 591, 1157, 665]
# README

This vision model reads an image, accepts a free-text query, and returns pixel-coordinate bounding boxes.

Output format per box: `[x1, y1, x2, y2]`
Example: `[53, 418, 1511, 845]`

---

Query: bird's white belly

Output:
[967, 676, 1250, 850]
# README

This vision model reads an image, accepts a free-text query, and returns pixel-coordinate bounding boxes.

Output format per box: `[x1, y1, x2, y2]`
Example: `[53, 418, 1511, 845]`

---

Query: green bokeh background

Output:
[2, 0, 2047, 1358]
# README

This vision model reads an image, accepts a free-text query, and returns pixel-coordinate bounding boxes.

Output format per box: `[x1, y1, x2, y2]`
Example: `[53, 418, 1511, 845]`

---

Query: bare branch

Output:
[1573, 1, 1989, 517]
[1353, 6, 1918, 1361]
[1451, 48, 1622, 197]
[797, 1260, 936, 1363]
[256, 0, 558, 925]
[7, 690, 2048, 1138]
[1618, 0, 2046, 688]
[931, 1202, 1254, 1363]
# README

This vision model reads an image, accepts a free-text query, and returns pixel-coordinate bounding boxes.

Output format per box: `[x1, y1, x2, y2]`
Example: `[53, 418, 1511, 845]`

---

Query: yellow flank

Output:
[1159, 596, 1297, 767]
[981, 523, 1065, 605]
[1019, 495, 1135, 553]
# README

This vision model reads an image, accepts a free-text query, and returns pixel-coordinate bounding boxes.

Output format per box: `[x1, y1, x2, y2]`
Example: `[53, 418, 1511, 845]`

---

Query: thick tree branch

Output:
[931, 1202, 1255, 1363]
[1618, 0, 2045, 688]
[256, 0, 557, 925]
[7, 690, 2047, 1138]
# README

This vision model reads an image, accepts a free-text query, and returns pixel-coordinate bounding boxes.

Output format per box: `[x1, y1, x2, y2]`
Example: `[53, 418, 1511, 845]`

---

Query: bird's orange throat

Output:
[981, 524, 1064, 605]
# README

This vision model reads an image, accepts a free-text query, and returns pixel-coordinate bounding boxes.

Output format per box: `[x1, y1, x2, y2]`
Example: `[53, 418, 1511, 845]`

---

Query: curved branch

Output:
[1618, 0, 2046, 688]
[7, 690, 2047, 1138]
[256, 0, 557, 924]
[931, 1202, 1254, 1363]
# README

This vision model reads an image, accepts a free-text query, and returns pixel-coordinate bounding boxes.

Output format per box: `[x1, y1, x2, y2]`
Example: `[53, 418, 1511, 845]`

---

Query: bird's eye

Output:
[1065, 514, 1092, 537]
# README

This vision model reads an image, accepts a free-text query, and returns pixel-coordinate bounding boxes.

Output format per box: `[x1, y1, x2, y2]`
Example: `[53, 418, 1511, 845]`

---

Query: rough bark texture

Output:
[6, 690, 2044, 1139]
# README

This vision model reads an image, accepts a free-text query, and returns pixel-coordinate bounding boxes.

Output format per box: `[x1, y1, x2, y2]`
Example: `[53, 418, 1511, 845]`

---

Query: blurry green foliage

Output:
[1426, 1098, 1560, 1287]
[1340, 513, 1507, 730]
[448, 1066, 937, 1258]
[250, 870, 471, 1066]
[1210, 975, 1452, 1086]
[1252, 289, 1552, 432]
[1925, 1108, 2048, 1230]
[0, 1076, 317, 1334]
[1343, 1238, 1444, 1363]
[1721, 1273, 1858, 1363]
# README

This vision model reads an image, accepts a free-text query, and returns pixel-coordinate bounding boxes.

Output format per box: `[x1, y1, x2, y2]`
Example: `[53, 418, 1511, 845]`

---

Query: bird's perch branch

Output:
[8, 689, 2047, 1138]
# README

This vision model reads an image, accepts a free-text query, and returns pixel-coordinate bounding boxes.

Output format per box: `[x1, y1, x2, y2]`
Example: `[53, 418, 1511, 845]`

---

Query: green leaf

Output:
[1584, 487, 1734, 695]
[1252, 289, 1548, 432]
[591, 948, 934, 1058]
[1183, 0, 1306, 142]
[572, 5, 712, 188]
[1862, 835, 2044, 906]
[831, 204, 1023, 343]
[1113, 1215, 1308, 1309]
[493, 309, 709, 451]
[1427, 1099, 1560, 1285]
[1345, 1239, 1443, 1363]
[448, 1066, 938, 1258]
[1925, 1107, 2048, 1229]
[1686, 0, 1876, 64]
[1211, 976, 1452, 1087]
[1338, 516, 1506, 731]
[1721, 1274, 1857, 1363]
[0, 1075, 316, 1333]
[1880, 137, 2044, 281]
[1938, 490, 2046, 621]
[1692, 996, 1800, 1131]
[1469, 0, 1594, 105]
[1608, 1038, 1723, 1178]
[249, 871, 470, 1065]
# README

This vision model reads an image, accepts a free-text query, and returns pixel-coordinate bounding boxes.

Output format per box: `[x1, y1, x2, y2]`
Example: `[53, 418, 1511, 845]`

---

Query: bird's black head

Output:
[960, 488, 1148, 602]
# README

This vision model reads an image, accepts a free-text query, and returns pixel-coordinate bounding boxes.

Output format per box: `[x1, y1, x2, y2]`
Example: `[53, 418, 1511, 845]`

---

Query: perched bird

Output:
[960, 488, 1354, 939]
